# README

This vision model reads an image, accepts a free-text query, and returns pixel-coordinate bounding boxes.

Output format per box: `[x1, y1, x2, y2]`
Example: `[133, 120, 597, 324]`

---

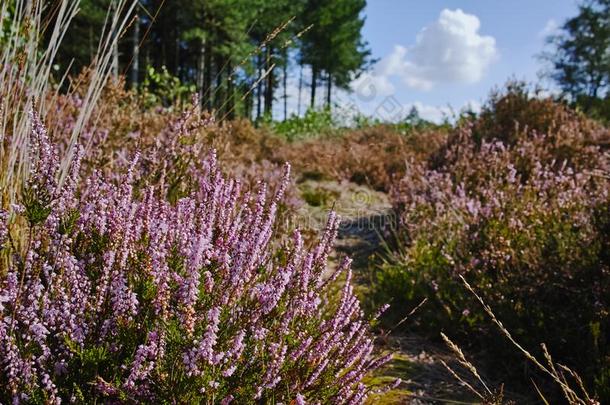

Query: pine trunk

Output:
[111, 3, 119, 78]
[297, 62, 303, 116]
[203, 40, 213, 111]
[131, 15, 140, 88]
[326, 72, 332, 107]
[215, 54, 224, 117]
[256, 53, 262, 121]
[283, 56, 288, 121]
[245, 85, 253, 120]
[311, 66, 317, 108]
[264, 46, 274, 118]
[197, 39, 205, 108]
[226, 60, 235, 120]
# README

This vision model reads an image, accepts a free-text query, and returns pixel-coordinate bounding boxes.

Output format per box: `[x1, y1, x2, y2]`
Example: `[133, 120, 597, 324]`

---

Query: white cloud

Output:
[402, 9, 497, 89]
[352, 9, 497, 92]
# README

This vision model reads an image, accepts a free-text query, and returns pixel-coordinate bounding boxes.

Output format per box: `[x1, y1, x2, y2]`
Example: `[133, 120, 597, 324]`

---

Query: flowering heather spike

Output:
[28, 109, 60, 196]
[125, 329, 163, 389]
[373, 304, 390, 320]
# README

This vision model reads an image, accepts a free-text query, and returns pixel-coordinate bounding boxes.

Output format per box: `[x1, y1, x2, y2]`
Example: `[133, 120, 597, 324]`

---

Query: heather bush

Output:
[469, 81, 607, 147]
[0, 112, 390, 403]
[44, 78, 302, 228]
[378, 107, 610, 400]
[277, 125, 448, 192]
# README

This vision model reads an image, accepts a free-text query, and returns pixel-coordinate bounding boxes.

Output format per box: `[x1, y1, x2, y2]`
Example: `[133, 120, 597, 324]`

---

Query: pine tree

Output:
[546, 0, 610, 113]
[301, 0, 370, 108]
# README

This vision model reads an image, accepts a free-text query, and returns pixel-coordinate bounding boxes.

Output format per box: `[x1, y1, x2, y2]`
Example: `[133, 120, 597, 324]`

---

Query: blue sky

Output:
[329, 0, 581, 122]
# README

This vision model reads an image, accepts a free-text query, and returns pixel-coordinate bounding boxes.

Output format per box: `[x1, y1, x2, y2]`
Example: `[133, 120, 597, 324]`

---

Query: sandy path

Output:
[294, 179, 481, 404]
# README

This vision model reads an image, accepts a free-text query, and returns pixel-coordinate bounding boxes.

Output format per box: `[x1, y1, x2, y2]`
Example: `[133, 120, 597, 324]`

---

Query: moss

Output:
[300, 185, 340, 208]
[365, 388, 411, 404]
[363, 354, 415, 404]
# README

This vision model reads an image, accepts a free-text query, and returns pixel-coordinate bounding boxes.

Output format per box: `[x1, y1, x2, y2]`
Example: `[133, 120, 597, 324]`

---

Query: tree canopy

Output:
[49, 0, 372, 121]
[546, 0, 610, 117]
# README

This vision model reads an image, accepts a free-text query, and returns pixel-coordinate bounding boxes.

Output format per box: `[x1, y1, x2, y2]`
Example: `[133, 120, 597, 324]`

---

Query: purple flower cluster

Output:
[392, 131, 609, 269]
[0, 111, 389, 404]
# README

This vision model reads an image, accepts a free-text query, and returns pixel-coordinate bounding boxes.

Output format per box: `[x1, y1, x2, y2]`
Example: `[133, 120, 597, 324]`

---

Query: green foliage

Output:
[0, 1, 16, 46]
[58, 209, 80, 235]
[21, 184, 53, 227]
[268, 108, 339, 141]
[575, 93, 610, 123]
[140, 66, 196, 107]
[353, 106, 449, 133]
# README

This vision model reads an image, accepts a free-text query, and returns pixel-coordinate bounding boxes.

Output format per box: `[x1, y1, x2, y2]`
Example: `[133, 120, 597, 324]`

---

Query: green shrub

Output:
[268, 107, 339, 141]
